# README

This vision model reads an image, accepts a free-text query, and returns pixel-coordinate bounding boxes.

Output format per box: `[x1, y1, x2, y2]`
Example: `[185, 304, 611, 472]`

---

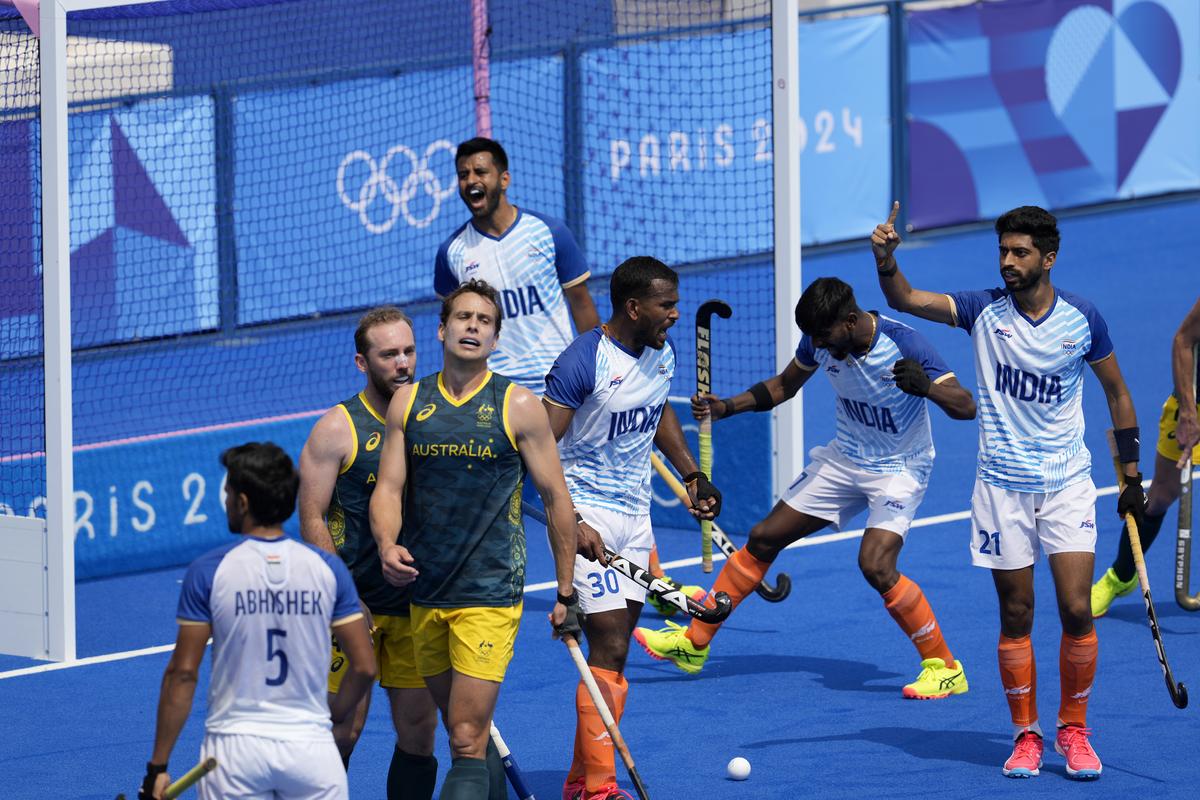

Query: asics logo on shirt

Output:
[838, 398, 898, 434]
[499, 285, 546, 320]
[607, 402, 665, 441]
[994, 362, 1063, 405]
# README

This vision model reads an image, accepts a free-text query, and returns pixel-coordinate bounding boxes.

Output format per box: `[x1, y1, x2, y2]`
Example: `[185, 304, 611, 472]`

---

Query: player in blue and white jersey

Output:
[139, 443, 374, 800]
[875, 203, 1146, 780]
[635, 277, 977, 704]
[435, 137, 599, 395]
[543, 257, 721, 800]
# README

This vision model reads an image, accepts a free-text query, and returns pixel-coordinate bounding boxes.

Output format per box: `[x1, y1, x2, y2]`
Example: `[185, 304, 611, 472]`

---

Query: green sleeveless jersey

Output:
[329, 392, 410, 616]
[402, 372, 526, 607]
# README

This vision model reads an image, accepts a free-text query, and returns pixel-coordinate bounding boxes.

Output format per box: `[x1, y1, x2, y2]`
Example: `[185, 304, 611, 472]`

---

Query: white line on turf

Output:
[0, 482, 1128, 680]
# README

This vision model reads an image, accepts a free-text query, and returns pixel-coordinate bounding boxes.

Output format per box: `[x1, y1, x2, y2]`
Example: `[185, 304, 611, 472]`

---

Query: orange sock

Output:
[881, 574, 956, 667]
[998, 635, 1037, 728]
[686, 547, 769, 648]
[567, 666, 628, 791]
[1059, 629, 1098, 728]
[649, 545, 663, 578]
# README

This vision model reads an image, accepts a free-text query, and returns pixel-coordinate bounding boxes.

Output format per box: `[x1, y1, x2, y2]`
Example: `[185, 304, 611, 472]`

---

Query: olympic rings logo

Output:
[337, 140, 457, 233]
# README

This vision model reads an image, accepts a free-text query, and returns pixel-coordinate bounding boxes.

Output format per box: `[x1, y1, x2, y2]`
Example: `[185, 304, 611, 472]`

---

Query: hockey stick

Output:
[1107, 428, 1188, 708]
[696, 299, 731, 572]
[564, 635, 650, 800]
[650, 452, 791, 601]
[118, 758, 218, 800]
[519, 503, 731, 623]
[490, 723, 535, 800]
[1177, 343, 1200, 611]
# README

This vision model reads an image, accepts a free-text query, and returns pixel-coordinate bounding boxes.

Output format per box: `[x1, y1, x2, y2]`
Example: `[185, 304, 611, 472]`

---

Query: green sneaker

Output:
[632, 620, 709, 674]
[902, 657, 968, 699]
[1091, 567, 1138, 617]
[645, 576, 706, 617]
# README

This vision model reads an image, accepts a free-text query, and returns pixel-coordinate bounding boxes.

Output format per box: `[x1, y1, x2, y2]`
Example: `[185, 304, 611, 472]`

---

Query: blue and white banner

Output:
[581, 13, 891, 270]
[908, 0, 1200, 229]
[234, 57, 565, 324]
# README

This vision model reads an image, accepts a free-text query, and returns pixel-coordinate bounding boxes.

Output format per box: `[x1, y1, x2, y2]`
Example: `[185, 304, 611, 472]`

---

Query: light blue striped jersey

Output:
[948, 287, 1113, 492]
[545, 328, 675, 515]
[435, 209, 590, 395]
[177, 536, 361, 740]
[795, 314, 951, 478]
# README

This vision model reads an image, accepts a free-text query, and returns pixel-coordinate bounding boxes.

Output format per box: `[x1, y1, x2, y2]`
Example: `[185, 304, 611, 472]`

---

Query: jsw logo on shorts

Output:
[1080, 520, 1094, 529]
[607, 403, 665, 441]
[337, 140, 457, 233]
[994, 362, 1063, 405]
[500, 285, 546, 320]
[884, 499, 906, 510]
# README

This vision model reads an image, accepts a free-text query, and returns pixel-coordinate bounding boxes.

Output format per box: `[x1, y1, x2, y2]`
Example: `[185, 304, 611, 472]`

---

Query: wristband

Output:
[876, 262, 898, 278]
[748, 381, 773, 412]
[557, 590, 578, 606]
[574, 511, 584, 524]
[1113, 427, 1140, 464]
[145, 762, 168, 775]
[683, 471, 705, 484]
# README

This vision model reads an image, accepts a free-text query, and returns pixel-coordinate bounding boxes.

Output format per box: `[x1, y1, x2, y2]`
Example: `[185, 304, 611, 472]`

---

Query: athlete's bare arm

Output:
[925, 374, 977, 420]
[512, 390, 599, 624]
[1172, 296, 1200, 463]
[563, 280, 600, 334]
[298, 408, 352, 555]
[541, 398, 607, 561]
[146, 622, 211, 796]
[691, 357, 815, 421]
[328, 614, 376, 725]
[369, 383, 417, 588]
[654, 404, 717, 520]
[873, 201, 955, 325]
[1090, 353, 1140, 479]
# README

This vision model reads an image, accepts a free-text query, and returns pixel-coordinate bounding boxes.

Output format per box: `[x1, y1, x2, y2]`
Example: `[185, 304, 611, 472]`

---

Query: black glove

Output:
[554, 590, 585, 640]
[1117, 473, 1147, 530]
[139, 762, 167, 800]
[684, 471, 723, 517]
[892, 359, 931, 397]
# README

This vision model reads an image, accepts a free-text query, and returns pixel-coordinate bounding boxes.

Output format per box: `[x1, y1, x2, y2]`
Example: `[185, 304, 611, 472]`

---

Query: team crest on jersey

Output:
[416, 403, 437, 421]
[1062, 339, 1078, 353]
[328, 506, 346, 549]
[657, 364, 668, 375]
[994, 327, 1013, 340]
[365, 431, 381, 451]
[465, 261, 480, 275]
[477, 639, 495, 661]
[609, 375, 624, 388]
[476, 403, 496, 427]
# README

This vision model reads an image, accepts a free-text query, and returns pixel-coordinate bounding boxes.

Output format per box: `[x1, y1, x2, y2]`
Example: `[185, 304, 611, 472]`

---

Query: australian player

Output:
[369, 279, 603, 799]
[140, 443, 374, 800]
[635, 277, 977, 704]
[543, 257, 721, 800]
[298, 306, 439, 799]
[875, 202, 1145, 779]
[1092, 294, 1200, 615]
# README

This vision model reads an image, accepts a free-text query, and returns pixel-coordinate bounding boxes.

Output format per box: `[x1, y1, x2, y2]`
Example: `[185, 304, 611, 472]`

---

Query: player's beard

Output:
[1003, 262, 1044, 292]
[369, 368, 408, 401]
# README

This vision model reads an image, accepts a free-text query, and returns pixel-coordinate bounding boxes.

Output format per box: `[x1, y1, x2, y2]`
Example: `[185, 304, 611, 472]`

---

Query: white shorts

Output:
[572, 505, 653, 614]
[780, 445, 929, 538]
[198, 732, 347, 800]
[969, 478, 1097, 570]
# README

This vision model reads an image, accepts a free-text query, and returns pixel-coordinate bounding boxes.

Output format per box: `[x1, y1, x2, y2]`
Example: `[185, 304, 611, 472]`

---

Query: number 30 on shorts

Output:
[586, 570, 620, 598]
[977, 529, 1002, 556]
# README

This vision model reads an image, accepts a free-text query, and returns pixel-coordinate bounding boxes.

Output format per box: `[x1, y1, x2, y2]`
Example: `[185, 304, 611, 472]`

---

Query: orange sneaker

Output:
[1055, 725, 1102, 780]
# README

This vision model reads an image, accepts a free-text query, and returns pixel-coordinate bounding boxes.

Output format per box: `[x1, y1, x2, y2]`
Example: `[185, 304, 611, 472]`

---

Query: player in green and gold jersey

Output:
[370, 280, 604, 800]
[298, 306, 439, 799]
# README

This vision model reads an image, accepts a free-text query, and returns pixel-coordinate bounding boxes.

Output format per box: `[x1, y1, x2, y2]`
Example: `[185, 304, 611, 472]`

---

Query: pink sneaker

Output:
[562, 777, 586, 800]
[587, 784, 634, 800]
[1055, 725, 1102, 780]
[1002, 729, 1044, 778]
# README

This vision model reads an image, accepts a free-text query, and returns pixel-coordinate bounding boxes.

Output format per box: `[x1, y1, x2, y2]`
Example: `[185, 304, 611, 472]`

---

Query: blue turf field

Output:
[2, 197, 1198, 797]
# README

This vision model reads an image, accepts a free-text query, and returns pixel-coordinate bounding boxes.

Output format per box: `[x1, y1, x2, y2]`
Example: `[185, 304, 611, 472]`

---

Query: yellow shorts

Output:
[328, 612, 424, 692]
[1157, 395, 1200, 463]
[410, 603, 522, 683]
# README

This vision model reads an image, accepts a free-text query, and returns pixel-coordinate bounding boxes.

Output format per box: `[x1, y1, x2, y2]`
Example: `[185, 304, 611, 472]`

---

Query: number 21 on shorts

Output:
[977, 529, 1002, 556]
